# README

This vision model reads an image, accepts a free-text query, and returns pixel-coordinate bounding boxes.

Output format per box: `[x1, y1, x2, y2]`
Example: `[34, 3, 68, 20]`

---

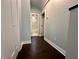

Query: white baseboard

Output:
[11, 40, 32, 59]
[44, 37, 66, 56]
[21, 40, 32, 46]
[11, 46, 19, 59]
[20, 40, 32, 51]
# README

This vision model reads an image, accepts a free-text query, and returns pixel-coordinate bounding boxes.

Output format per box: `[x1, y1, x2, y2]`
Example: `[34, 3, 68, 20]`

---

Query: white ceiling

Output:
[30, 0, 49, 10]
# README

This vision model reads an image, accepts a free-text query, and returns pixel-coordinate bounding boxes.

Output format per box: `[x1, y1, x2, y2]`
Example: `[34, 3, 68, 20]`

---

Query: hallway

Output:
[1, 0, 78, 59]
[17, 36, 65, 59]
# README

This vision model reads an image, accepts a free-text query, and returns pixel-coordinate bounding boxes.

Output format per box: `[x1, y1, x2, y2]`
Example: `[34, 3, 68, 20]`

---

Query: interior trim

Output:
[11, 45, 21, 59]
[42, 0, 50, 10]
[44, 37, 66, 56]
[69, 4, 78, 11]
[11, 40, 32, 59]
[21, 40, 32, 47]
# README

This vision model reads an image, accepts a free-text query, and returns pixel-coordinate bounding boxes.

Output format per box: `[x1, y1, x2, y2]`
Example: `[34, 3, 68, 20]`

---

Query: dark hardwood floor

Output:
[17, 36, 65, 59]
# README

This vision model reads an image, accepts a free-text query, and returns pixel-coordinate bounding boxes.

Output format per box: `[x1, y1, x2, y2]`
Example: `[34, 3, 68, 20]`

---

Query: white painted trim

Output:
[20, 40, 32, 51]
[42, 0, 49, 10]
[21, 40, 32, 46]
[44, 37, 66, 56]
[11, 40, 32, 59]
[11, 46, 18, 59]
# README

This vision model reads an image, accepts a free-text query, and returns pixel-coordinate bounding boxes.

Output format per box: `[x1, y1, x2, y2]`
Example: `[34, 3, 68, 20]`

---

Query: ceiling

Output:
[30, 0, 49, 11]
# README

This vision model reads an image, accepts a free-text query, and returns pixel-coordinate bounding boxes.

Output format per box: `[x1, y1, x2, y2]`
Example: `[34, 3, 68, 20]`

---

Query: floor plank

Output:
[17, 36, 65, 59]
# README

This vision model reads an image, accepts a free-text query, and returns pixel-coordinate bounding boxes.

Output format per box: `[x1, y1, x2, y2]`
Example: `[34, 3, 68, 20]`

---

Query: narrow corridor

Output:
[1, 0, 78, 59]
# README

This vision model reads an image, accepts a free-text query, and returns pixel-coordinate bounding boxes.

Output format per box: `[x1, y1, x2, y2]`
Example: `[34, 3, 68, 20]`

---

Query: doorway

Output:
[40, 12, 45, 36]
[31, 12, 45, 37]
[31, 13, 40, 36]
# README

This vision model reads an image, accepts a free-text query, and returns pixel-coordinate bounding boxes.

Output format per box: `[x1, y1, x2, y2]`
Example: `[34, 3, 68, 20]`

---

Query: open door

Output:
[31, 13, 40, 36]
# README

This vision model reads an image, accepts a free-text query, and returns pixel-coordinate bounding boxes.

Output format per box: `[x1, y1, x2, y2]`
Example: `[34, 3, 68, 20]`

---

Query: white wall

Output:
[43, 0, 77, 54]
[1, 0, 21, 59]
[31, 8, 41, 13]
[1, 0, 31, 59]
[20, 0, 31, 41]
